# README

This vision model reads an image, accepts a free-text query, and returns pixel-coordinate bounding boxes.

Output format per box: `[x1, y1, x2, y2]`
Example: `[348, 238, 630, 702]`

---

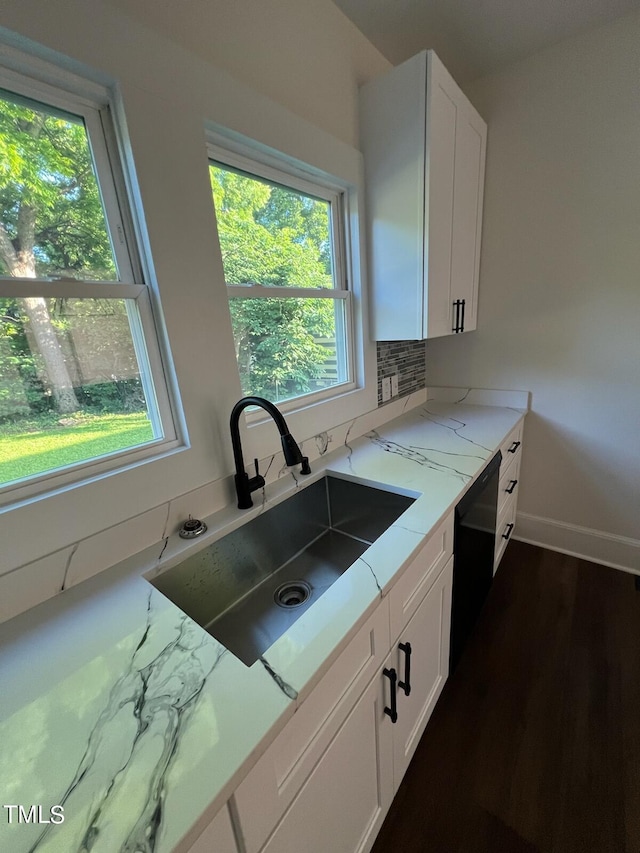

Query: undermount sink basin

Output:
[150, 475, 415, 666]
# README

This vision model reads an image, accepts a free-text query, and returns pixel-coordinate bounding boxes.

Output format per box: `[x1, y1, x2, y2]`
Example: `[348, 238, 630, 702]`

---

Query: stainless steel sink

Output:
[150, 475, 415, 666]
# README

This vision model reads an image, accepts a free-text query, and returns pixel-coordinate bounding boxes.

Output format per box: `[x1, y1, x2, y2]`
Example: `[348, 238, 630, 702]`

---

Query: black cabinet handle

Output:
[508, 441, 521, 454]
[452, 299, 467, 333]
[502, 522, 514, 540]
[505, 479, 518, 494]
[383, 667, 398, 724]
[398, 642, 412, 696]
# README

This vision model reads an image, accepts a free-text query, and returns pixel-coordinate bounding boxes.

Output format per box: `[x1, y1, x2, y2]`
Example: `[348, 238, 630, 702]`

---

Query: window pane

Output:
[0, 89, 118, 281]
[210, 164, 335, 289]
[0, 297, 160, 487]
[229, 296, 347, 403]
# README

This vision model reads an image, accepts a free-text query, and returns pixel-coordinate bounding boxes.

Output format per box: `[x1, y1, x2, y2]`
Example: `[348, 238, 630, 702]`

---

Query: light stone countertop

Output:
[0, 391, 526, 853]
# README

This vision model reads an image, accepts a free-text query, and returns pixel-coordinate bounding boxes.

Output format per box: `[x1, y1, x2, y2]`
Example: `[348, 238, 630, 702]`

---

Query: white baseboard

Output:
[514, 512, 640, 575]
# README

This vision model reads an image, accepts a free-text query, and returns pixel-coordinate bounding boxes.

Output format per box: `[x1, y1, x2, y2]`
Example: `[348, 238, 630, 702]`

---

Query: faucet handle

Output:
[248, 457, 265, 493]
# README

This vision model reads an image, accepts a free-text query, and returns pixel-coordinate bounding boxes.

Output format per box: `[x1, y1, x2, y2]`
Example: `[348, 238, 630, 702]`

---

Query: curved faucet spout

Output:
[230, 396, 311, 509]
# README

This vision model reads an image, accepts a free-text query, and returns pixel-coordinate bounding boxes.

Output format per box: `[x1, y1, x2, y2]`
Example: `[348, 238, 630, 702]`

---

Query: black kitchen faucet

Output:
[230, 396, 311, 509]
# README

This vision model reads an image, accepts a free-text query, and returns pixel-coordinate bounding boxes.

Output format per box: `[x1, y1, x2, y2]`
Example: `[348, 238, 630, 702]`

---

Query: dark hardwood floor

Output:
[372, 541, 640, 853]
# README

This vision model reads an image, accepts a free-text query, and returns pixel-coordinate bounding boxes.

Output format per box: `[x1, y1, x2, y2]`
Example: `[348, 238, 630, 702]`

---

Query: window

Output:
[0, 72, 175, 500]
[208, 150, 353, 410]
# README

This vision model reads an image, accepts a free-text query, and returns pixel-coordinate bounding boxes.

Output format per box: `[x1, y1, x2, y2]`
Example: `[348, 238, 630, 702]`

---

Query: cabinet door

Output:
[426, 53, 486, 338]
[359, 50, 427, 341]
[425, 54, 457, 339]
[234, 603, 389, 853]
[259, 674, 394, 853]
[389, 556, 453, 788]
[450, 104, 486, 334]
[360, 49, 486, 342]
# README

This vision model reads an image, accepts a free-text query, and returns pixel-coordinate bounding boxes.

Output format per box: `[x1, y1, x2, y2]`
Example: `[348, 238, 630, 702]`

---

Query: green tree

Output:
[210, 166, 338, 401]
[0, 93, 116, 414]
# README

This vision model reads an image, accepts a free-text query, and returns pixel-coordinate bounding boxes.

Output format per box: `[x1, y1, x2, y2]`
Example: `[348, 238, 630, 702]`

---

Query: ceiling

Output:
[332, 0, 639, 83]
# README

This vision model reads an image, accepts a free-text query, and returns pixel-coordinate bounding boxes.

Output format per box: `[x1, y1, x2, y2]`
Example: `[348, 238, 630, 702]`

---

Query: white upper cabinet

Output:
[360, 50, 487, 340]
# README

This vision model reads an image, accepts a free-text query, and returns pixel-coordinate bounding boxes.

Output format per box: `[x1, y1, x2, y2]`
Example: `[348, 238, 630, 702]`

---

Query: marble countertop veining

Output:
[0, 396, 525, 853]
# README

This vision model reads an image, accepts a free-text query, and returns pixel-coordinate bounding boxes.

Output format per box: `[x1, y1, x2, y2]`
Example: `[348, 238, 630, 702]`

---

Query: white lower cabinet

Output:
[385, 556, 453, 788]
[258, 674, 394, 853]
[227, 518, 455, 853]
[233, 603, 390, 853]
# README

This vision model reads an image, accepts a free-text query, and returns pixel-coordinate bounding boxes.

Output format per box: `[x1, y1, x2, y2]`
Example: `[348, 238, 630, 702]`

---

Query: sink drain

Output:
[274, 580, 312, 608]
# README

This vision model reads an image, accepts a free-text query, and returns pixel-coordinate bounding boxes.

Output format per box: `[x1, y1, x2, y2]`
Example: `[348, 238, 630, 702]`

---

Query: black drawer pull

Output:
[452, 299, 466, 333]
[505, 479, 518, 494]
[502, 522, 514, 540]
[398, 642, 412, 696]
[383, 667, 398, 723]
[508, 441, 521, 454]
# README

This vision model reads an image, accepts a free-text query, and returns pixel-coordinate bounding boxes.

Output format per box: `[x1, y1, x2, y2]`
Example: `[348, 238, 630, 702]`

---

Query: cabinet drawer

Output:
[499, 421, 524, 465]
[389, 513, 453, 643]
[495, 499, 517, 573]
[498, 455, 521, 516]
[233, 600, 390, 853]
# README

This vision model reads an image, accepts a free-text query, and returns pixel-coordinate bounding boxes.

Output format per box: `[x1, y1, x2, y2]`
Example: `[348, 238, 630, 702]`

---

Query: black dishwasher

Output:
[450, 451, 502, 674]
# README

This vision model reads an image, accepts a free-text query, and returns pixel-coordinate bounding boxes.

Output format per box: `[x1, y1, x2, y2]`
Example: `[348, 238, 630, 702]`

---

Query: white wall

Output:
[104, 0, 388, 149]
[0, 0, 389, 616]
[427, 11, 640, 570]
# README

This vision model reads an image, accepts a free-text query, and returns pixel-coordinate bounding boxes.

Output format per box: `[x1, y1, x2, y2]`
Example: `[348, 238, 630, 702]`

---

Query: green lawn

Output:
[0, 412, 155, 486]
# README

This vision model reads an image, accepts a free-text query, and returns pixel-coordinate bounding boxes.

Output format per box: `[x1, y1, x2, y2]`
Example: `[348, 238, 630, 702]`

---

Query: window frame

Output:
[207, 142, 359, 423]
[0, 65, 180, 506]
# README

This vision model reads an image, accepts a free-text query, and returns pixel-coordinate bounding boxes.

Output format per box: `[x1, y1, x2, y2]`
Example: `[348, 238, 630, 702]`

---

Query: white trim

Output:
[209, 145, 346, 205]
[0, 435, 183, 511]
[83, 106, 136, 283]
[104, 92, 188, 450]
[0, 79, 133, 286]
[0, 58, 108, 113]
[245, 379, 357, 425]
[129, 288, 176, 440]
[227, 286, 348, 299]
[0, 280, 145, 298]
[207, 143, 366, 436]
[0, 65, 182, 504]
[207, 129, 355, 195]
[514, 511, 640, 575]
[0, 288, 180, 507]
[204, 119, 375, 464]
